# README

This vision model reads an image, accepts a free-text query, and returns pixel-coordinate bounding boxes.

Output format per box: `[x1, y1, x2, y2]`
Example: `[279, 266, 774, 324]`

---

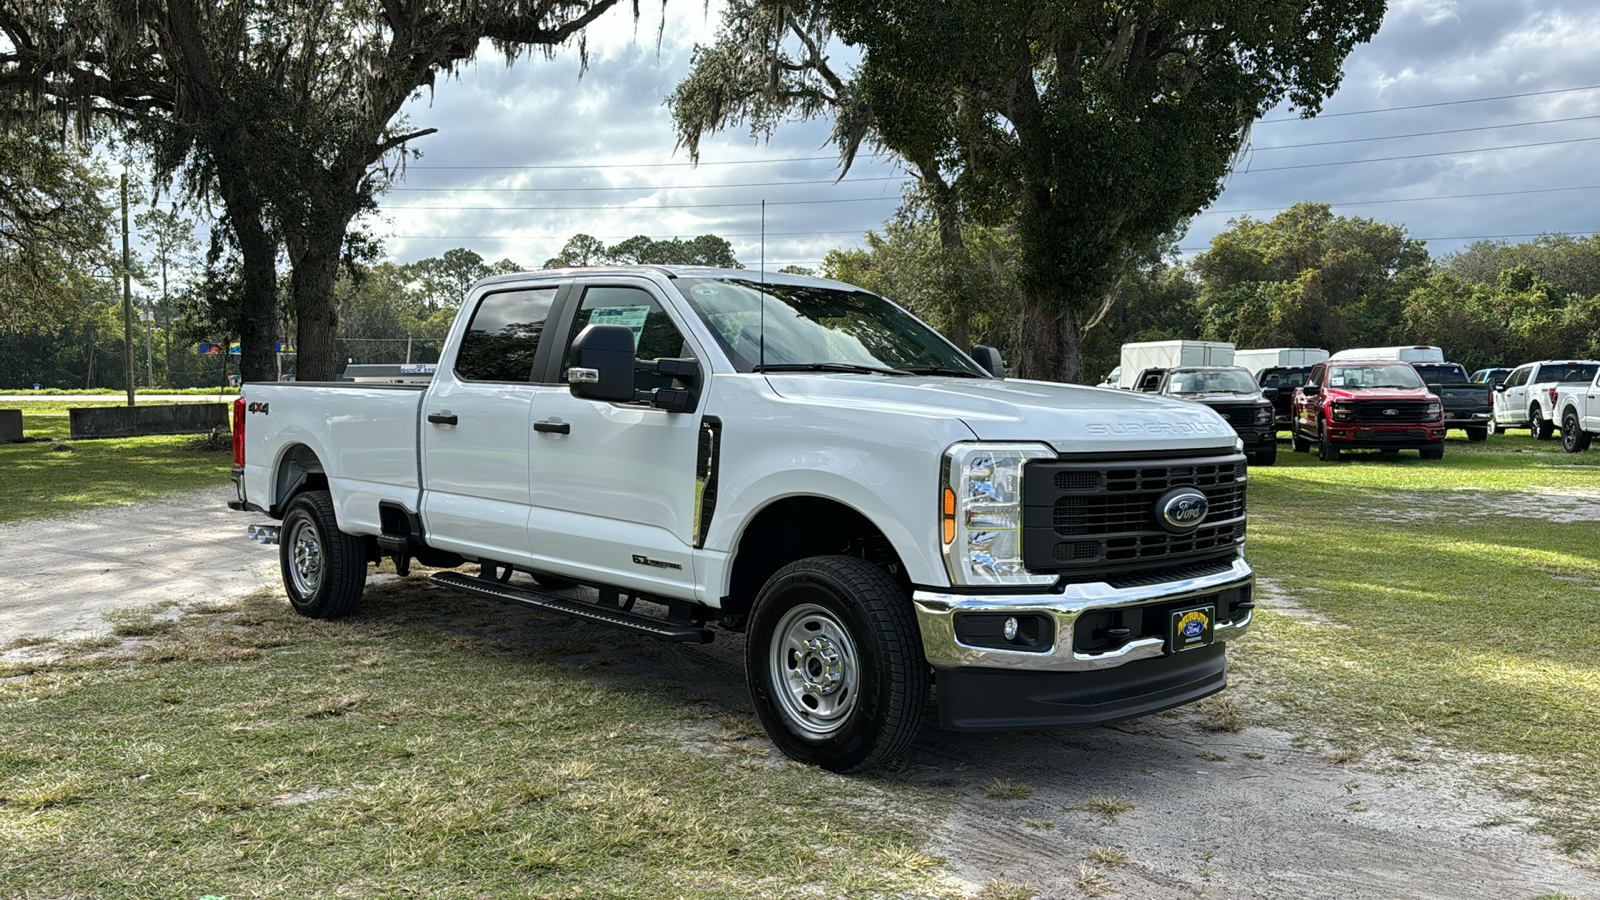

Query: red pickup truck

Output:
[1290, 360, 1446, 461]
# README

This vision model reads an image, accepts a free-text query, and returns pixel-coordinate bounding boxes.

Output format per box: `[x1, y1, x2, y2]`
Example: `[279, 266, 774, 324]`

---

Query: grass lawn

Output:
[0, 428, 1597, 894]
[0, 402, 234, 524]
[1238, 431, 1600, 853]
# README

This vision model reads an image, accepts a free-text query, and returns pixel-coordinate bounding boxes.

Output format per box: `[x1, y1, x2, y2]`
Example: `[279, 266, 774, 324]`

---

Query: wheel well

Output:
[271, 443, 328, 517]
[722, 497, 909, 625]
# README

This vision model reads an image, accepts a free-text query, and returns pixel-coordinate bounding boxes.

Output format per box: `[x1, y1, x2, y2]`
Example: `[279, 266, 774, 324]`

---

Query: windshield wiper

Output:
[894, 365, 984, 378]
[752, 362, 908, 377]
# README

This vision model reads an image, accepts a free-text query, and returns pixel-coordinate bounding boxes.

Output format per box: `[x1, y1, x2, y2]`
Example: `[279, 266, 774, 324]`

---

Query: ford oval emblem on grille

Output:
[1154, 487, 1209, 534]
[1383, 408, 1399, 416]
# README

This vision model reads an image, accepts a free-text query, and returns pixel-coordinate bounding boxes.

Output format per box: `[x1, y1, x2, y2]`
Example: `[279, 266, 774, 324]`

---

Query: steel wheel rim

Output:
[287, 517, 324, 597]
[769, 601, 860, 737]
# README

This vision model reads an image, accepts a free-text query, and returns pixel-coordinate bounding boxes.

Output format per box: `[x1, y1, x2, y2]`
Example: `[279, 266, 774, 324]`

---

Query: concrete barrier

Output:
[69, 403, 229, 439]
[0, 408, 21, 442]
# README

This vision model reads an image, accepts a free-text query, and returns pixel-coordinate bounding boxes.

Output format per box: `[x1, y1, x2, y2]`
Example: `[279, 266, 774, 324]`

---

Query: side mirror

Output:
[1262, 387, 1279, 400]
[568, 324, 637, 403]
[970, 345, 1006, 378]
[1493, 383, 1506, 392]
[1302, 384, 1321, 397]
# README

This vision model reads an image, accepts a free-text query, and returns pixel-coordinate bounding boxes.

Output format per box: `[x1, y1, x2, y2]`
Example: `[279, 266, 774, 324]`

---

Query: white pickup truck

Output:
[228, 266, 1254, 771]
[1553, 370, 1600, 453]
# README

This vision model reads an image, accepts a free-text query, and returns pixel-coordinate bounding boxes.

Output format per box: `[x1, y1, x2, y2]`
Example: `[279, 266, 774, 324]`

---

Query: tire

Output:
[1317, 424, 1340, 461]
[1562, 411, 1592, 453]
[279, 490, 366, 619]
[746, 555, 927, 773]
[1531, 407, 1553, 440]
[1467, 426, 1487, 442]
[1291, 429, 1310, 453]
[1487, 415, 1503, 436]
[1253, 443, 1277, 467]
[1419, 444, 1445, 460]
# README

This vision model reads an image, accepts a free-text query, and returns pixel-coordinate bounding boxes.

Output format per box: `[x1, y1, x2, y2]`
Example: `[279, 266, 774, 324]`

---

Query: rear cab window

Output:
[454, 287, 559, 383]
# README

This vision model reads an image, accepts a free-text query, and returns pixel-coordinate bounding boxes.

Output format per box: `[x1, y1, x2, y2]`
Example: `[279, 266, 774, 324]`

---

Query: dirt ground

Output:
[3, 487, 1596, 899]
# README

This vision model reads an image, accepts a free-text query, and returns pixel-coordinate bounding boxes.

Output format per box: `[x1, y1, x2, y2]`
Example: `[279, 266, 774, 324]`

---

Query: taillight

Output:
[1548, 387, 1559, 405]
[232, 397, 247, 466]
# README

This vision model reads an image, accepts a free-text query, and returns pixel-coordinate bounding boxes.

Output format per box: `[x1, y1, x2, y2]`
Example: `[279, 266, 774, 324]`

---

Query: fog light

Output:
[1003, 617, 1019, 640]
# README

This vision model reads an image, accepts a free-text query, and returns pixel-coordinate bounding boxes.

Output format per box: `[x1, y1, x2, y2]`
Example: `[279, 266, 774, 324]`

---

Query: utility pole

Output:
[121, 170, 136, 407]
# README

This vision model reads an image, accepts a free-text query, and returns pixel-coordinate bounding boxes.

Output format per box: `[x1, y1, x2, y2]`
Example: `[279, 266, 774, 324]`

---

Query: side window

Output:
[560, 286, 691, 397]
[455, 287, 558, 383]
[1305, 365, 1323, 388]
[1509, 366, 1530, 388]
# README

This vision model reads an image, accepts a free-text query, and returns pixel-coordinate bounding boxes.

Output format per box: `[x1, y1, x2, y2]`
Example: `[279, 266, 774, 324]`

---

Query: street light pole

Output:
[121, 170, 136, 407]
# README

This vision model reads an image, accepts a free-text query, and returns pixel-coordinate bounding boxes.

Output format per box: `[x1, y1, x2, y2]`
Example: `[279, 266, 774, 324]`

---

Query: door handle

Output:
[534, 419, 570, 435]
[427, 412, 458, 426]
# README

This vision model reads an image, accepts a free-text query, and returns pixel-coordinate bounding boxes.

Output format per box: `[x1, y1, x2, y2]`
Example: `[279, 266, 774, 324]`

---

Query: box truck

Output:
[1118, 341, 1235, 389]
[1233, 348, 1330, 377]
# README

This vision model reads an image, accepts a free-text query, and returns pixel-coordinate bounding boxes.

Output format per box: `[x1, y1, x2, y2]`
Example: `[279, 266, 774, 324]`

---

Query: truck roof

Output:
[467, 265, 853, 294]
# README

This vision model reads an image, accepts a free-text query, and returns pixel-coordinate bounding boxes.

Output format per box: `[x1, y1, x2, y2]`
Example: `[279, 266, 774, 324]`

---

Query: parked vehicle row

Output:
[1487, 360, 1600, 440]
[1552, 368, 1600, 453]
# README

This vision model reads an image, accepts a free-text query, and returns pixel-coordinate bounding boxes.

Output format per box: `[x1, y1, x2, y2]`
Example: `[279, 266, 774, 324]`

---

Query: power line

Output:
[382, 230, 868, 241]
[1249, 114, 1600, 151]
[1236, 134, 1600, 173]
[389, 175, 910, 193]
[380, 196, 897, 213]
[406, 153, 894, 171]
[1200, 183, 1600, 216]
[1256, 84, 1600, 124]
[1178, 228, 1600, 252]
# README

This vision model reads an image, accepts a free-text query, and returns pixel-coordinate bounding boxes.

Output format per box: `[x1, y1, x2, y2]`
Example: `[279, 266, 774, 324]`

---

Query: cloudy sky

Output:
[371, 0, 1600, 273]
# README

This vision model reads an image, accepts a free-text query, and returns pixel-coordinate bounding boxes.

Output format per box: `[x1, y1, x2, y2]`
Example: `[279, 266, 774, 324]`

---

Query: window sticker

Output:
[589, 305, 651, 348]
[1329, 377, 1345, 387]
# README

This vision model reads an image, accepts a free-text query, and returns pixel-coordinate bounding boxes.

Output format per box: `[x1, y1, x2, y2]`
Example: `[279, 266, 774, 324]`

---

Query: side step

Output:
[428, 571, 714, 644]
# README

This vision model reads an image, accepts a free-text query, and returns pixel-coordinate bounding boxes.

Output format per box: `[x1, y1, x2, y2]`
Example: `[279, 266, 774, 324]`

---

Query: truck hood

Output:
[762, 374, 1238, 454]
[1317, 386, 1438, 402]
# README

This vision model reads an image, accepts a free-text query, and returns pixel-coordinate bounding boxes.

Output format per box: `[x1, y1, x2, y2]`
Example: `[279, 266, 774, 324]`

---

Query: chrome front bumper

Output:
[913, 558, 1254, 672]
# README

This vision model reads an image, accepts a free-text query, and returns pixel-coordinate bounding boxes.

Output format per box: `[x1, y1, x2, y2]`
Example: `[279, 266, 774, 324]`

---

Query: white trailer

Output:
[1232, 348, 1330, 377]
[1327, 345, 1445, 364]
[1118, 340, 1235, 388]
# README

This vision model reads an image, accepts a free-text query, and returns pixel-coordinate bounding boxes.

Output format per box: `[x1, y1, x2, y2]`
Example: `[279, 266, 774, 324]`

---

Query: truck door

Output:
[420, 283, 562, 565]
[525, 279, 706, 598]
[1498, 365, 1531, 425]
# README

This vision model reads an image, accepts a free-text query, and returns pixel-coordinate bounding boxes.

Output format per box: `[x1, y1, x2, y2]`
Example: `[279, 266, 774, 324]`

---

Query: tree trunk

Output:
[1012, 291, 1084, 383]
[289, 233, 345, 382]
[220, 189, 280, 384]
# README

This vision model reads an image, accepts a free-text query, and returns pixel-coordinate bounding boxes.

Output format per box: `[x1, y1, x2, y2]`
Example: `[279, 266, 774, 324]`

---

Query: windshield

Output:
[1327, 364, 1424, 390]
[1166, 368, 1257, 394]
[676, 278, 988, 376]
[1259, 368, 1308, 389]
[1541, 363, 1599, 383]
[1413, 364, 1468, 383]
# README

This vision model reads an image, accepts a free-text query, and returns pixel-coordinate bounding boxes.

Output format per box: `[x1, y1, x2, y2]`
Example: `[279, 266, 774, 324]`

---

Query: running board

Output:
[428, 572, 714, 644]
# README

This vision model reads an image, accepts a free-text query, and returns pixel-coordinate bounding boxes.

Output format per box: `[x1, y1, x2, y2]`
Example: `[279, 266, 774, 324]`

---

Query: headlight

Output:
[1425, 402, 1442, 421]
[940, 443, 1057, 587]
[1332, 402, 1356, 421]
[1254, 406, 1273, 425]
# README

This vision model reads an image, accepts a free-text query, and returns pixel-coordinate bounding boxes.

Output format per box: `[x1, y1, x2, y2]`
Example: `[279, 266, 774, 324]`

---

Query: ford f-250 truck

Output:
[229, 267, 1255, 772]
[1553, 369, 1600, 453]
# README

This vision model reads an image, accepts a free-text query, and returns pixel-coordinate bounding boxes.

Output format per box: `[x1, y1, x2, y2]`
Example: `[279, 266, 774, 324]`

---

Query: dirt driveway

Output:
[3, 488, 1595, 899]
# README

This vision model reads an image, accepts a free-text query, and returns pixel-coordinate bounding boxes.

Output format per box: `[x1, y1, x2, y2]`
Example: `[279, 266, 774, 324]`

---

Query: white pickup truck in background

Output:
[229, 266, 1254, 771]
[1553, 370, 1600, 453]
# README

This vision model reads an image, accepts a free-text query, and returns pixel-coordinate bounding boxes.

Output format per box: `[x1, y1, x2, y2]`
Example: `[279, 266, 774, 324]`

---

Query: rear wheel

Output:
[746, 555, 927, 773]
[1292, 428, 1310, 453]
[1487, 415, 1503, 435]
[280, 490, 366, 619]
[1317, 424, 1340, 461]
[1467, 426, 1488, 442]
[1531, 407, 1553, 440]
[1562, 411, 1592, 453]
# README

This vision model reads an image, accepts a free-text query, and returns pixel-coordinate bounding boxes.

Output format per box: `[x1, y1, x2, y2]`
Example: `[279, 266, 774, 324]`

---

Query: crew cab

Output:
[1256, 365, 1313, 429]
[228, 267, 1255, 772]
[1490, 360, 1600, 439]
[1156, 366, 1277, 466]
[1290, 360, 1445, 461]
[1553, 369, 1600, 453]
[1410, 362, 1491, 441]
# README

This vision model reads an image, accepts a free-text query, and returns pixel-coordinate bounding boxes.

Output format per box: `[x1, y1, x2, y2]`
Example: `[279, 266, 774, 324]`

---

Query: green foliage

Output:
[543, 234, 743, 269]
[1399, 268, 1600, 370]
[0, 132, 115, 333]
[1193, 203, 1431, 350]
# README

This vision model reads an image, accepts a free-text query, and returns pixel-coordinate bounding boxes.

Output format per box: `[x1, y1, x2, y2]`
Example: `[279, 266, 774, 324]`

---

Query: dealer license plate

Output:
[1169, 605, 1215, 653]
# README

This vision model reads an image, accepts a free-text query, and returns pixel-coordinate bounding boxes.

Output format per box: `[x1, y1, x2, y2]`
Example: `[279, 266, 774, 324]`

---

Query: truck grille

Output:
[1348, 400, 1431, 423]
[1207, 403, 1260, 425]
[1023, 452, 1248, 580]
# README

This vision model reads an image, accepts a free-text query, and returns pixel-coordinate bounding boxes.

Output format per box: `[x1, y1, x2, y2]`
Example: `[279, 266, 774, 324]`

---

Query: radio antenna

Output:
[759, 198, 766, 369]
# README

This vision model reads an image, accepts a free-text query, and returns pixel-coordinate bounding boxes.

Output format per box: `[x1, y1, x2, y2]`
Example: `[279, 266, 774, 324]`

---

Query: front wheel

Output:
[1419, 444, 1445, 460]
[279, 490, 366, 619]
[1562, 411, 1592, 453]
[1317, 424, 1341, 461]
[1292, 428, 1310, 453]
[1253, 443, 1278, 467]
[746, 556, 928, 773]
